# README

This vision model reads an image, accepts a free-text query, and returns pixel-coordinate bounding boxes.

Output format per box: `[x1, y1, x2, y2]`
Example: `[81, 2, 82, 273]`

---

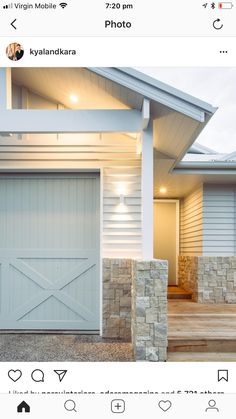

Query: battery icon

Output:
[219, 2, 234, 8]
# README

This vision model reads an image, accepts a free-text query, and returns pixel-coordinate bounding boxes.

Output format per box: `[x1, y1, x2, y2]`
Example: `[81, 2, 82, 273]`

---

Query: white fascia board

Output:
[0, 109, 142, 133]
[173, 168, 236, 174]
[142, 98, 150, 130]
[177, 161, 236, 168]
[89, 67, 217, 122]
[174, 160, 236, 173]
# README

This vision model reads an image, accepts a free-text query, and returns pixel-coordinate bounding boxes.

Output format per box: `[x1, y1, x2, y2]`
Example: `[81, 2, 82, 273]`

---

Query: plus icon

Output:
[111, 399, 125, 413]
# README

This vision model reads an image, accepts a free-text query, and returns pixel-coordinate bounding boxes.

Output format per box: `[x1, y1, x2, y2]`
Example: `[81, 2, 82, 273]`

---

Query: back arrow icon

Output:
[11, 19, 17, 29]
[213, 19, 223, 30]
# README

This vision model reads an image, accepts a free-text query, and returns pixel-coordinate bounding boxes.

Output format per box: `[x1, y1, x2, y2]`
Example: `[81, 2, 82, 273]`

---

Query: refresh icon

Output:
[213, 18, 223, 30]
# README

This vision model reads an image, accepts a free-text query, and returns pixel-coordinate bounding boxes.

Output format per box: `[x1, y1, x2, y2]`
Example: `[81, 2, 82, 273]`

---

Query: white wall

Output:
[180, 183, 236, 257]
[203, 184, 236, 256]
[180, 185, 203, 256]
[103, 166, 142, 258]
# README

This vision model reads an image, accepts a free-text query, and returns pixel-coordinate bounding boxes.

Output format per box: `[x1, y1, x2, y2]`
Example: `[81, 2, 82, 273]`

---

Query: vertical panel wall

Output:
[203, 184, 236, 256]
[180, 185, 203, 256]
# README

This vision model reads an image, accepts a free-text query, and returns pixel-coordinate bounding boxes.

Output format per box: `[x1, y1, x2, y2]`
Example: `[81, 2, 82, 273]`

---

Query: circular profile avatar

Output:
[6, 42, 24, 61]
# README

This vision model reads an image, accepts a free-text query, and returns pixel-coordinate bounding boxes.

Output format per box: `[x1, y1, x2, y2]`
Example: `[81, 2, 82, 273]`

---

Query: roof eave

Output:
[88, 67, 217, 119]
[174, 161, 236, 174]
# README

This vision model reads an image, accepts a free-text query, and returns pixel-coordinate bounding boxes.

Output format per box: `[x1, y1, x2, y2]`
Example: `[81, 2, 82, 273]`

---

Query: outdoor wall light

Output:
[160, 187, 167, 193]
[117, 183, 127, 197]
[70, 94, 78, 103]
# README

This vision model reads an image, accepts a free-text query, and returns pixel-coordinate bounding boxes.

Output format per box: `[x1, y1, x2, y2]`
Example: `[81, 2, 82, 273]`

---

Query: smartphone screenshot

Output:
[0, 0, 236, 417]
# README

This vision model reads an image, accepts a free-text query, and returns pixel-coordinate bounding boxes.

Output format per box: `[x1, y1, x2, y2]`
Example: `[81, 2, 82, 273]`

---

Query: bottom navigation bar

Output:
[1, 394, 236, 418]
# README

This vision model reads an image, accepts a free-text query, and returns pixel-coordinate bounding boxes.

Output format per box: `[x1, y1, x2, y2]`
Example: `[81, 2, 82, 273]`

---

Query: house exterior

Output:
[0, 66, 233, 362]
[177, 146, 236, 304]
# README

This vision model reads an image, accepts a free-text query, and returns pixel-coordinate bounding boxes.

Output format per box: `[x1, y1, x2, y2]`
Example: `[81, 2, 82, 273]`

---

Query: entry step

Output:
[168, 286, 192, 300]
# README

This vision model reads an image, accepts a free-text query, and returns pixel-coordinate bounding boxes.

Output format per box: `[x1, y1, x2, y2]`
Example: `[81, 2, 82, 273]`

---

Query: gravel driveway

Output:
[0, 335, 134, 362]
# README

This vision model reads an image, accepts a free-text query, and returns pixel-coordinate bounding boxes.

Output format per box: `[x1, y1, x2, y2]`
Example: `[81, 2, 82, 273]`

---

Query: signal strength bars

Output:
[3, 3, 13, 9]
[2, 2, 68, 8]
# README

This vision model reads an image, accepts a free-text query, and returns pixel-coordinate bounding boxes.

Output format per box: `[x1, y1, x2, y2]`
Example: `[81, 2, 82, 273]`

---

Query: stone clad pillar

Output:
[131, 259, 168, 361]
[103, 259, 132, 340]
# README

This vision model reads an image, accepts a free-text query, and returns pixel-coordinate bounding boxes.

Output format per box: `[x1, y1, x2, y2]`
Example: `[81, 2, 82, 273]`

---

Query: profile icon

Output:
[6, 42, 24, 61]
[205, 399, 219, 412]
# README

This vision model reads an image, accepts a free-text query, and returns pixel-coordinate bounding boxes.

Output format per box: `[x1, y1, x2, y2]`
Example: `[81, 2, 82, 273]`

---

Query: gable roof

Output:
[90, 67, 217, 120]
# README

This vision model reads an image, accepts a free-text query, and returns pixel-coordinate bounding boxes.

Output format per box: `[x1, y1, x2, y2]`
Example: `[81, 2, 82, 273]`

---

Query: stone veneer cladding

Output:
[103, 259, 132, 341]
[102, 258, 168, 361]
[179, 256, 199, 301]
[179, 256, 236, 303]
[131, 260, 168, 361]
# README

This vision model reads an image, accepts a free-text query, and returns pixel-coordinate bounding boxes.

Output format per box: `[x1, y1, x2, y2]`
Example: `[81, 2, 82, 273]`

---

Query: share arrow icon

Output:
[54, 370, 67, 382]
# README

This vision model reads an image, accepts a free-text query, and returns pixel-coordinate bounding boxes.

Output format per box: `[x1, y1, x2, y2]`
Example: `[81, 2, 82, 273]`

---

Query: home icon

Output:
[17, 401, 30, 413]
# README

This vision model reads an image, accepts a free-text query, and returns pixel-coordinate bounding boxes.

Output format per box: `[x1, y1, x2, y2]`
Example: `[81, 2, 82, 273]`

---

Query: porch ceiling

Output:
[154, 157, 236, 199]
[11, 67, 212, 156]
[8, 68, 217, 193]
[12, 68, 143, 110]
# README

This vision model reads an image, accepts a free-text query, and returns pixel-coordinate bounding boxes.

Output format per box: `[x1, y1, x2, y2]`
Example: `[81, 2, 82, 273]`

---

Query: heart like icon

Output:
[8, 369, 22, 382]
[158, 400, 172, 412]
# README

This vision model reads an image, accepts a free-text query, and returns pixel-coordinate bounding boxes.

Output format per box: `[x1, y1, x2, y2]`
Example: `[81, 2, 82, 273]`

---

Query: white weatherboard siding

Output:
[180, 185, 203, 255]
[203, 184, 236, 256]
[103, 165, 142, 258]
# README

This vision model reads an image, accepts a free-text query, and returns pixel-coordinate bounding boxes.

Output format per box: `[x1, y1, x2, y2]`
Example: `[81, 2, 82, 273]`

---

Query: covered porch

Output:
[0, 67, 217, 361]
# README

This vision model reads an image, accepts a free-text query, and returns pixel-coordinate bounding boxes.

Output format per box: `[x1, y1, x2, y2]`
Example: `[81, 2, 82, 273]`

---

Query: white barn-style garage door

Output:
[0, 174, 100, 331]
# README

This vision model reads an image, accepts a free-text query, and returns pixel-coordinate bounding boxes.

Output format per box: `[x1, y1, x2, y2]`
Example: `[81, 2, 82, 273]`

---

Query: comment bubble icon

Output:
[31, 369, 45, 383]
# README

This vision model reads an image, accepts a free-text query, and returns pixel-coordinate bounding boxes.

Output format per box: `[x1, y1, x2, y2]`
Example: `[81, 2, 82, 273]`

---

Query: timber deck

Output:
[168, 301, 236, 360]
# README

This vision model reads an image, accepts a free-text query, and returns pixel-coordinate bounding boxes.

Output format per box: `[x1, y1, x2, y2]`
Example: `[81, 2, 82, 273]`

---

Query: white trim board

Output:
[0, 109, 142, 133]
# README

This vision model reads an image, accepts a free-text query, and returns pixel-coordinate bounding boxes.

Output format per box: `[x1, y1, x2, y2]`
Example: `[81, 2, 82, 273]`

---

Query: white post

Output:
[142, 121, 153, 259]
[0, 68, 12, 109]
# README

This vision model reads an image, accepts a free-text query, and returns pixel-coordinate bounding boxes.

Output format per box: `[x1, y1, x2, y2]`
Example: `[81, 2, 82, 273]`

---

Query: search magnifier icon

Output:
[64, 400, 77, 412]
